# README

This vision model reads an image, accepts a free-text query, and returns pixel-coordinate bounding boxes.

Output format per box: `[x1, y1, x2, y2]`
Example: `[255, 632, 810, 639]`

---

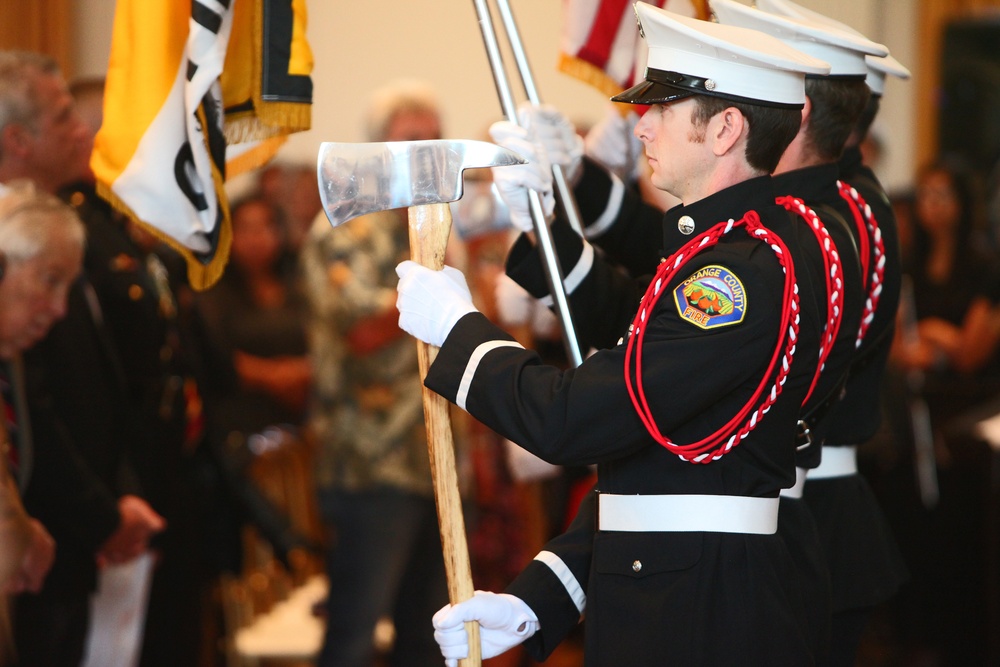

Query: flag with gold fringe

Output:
[222, 0, 313, 177]
[558, 0, 709, 98]
[92, 0, 313, 291]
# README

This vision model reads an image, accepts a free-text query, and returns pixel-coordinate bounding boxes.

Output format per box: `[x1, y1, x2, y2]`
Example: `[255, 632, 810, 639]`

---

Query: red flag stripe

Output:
[576, 0, 633, 72]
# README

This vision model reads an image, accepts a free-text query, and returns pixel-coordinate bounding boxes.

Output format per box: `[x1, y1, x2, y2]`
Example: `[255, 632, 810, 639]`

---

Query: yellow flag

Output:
[92, 0, 313, 290]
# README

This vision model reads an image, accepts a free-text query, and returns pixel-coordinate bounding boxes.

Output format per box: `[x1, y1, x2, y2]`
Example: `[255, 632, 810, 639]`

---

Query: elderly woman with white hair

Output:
[0, 179, 84, 665]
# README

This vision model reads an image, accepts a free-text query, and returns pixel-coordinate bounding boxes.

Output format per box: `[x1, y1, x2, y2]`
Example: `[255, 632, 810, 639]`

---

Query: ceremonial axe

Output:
[317, 139, 525, 667]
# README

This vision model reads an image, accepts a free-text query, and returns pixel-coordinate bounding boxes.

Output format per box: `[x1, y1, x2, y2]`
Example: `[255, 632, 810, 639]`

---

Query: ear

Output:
[799, 96, 813, 132]
[710, 107, 747, 157]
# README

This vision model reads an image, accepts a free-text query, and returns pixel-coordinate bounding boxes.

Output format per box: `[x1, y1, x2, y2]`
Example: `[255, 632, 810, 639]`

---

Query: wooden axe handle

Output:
[407, 202, 481, 667]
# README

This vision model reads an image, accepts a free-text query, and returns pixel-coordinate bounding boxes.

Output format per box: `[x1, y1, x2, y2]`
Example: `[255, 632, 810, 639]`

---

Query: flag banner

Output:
[93, 0, 234, 290]
[558, 0, 708, 97]
[92, 0, 313, 290]
[222, 0, 313, 177]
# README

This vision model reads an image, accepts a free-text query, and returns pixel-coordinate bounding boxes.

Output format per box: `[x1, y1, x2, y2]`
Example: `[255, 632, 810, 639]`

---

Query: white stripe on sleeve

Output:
[535, 550, 586, 615]
[456, 340, 524, 410]
[583, 172, 625, 239]
[540, 242, 594, 308]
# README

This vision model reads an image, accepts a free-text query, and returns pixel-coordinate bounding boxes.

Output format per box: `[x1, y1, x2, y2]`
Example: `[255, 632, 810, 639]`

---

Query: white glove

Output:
[433, 591, 540, 667]
[488, 120, 554, 233]
[519, 102, 585, 184]
[395, 261, 477, 347]
[584, 106, 642, 182]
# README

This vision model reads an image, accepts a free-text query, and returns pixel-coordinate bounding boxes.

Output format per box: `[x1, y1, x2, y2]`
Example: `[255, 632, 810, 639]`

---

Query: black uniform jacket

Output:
[22, 276, 139, 596]
[426, 174, 823, 665]
[769, 164, 866, 657]
[796, 147, 907, 612]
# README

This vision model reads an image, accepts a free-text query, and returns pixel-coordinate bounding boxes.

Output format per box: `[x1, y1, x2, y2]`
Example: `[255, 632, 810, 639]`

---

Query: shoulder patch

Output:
[673, 264, 747, 329]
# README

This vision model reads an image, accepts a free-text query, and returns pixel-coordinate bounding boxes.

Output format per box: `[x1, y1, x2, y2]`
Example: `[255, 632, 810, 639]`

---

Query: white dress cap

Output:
[710, 0, 888, 78]
[865, 54, 911, 96]
[753, 0, 909, 95]
[611, 2, 830, 108]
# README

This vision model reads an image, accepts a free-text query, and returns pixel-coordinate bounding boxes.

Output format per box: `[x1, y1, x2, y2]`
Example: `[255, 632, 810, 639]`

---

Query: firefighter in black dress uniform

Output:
[397, 5, 834, 665]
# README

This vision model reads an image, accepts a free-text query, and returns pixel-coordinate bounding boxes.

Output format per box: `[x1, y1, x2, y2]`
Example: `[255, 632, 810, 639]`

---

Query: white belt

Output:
[780, 467, 808, 499]
[598, 493, 779, 534]
[808, 445, 858, 479]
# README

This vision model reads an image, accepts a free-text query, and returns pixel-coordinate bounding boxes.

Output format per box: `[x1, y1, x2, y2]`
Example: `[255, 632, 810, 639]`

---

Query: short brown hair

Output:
[690, 96, 801, 173]
[803, 78, 871, 161]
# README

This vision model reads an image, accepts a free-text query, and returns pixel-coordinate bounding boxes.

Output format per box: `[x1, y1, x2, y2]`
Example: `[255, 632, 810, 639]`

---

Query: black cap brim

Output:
[612, 68, 803, 109]
[611, 79, 696, 105]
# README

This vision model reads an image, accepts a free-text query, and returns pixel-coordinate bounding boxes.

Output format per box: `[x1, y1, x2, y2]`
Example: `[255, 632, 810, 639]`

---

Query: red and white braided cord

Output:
[777, 195, 843, 406]
[838, 180, 885, 347]
[624, 211, 801, 463]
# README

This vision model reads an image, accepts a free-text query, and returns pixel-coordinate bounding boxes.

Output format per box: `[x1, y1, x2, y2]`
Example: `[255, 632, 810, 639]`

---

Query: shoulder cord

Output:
[837, 180, 885, 348]
[776, 195, 843, 407]
[624, 211, 800, 464]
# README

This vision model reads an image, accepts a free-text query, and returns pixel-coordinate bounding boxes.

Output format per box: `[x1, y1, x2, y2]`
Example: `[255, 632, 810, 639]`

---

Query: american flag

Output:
[558, 0, 709, 97]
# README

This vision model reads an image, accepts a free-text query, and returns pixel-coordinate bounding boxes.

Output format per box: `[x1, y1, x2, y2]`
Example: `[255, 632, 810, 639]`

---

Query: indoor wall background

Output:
[5, 0, 977, 196]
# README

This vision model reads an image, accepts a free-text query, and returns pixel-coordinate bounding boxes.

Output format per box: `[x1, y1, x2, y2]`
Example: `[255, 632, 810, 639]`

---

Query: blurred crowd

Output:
[0, 57, 585, 667]
[2, 22, 1000, 667]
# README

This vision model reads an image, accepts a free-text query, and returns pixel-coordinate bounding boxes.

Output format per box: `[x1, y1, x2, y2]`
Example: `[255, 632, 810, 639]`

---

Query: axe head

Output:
[317, 139, 525, 228]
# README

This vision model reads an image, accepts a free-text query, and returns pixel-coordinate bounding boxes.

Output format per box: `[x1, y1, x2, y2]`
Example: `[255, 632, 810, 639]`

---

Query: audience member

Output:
[893, 156, 1000, 416]
[252, 162, 323, 254]
[62, 74, 220, 667]
[193, 196, 312, 441]
[884, 155, 1000, 664]
[0, 181, 74, 666]
[0, 50, 164, 667]
[301, 78, 450, 667]
[283, 165, 324, 253]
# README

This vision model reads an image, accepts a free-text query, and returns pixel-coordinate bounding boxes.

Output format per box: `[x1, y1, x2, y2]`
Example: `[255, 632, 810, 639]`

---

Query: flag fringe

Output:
[95, 180, 231, 292]
[226, 135, 288, 179]
[558, 52, 627, 99]
[257, 101, 312, 134]
[558, 53, 640, 117]
[223, 104, 310, 145]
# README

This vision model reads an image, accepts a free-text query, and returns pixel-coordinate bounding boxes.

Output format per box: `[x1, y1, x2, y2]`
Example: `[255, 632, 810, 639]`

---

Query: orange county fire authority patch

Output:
[673, 264, 747, 329]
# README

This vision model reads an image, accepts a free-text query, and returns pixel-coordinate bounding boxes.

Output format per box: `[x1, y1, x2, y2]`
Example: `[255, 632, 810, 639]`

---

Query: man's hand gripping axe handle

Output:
[318, 139, 526, 667]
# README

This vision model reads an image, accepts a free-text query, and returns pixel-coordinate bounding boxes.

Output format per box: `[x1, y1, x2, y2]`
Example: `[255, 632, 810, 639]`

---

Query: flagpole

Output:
[472, 0, 585, 368]
[493, 0, 586, 238]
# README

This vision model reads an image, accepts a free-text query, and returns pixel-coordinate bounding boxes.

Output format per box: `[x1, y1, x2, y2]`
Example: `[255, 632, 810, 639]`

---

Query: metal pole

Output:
[493, 0, 586, 238]
[472, 0, 584, 367]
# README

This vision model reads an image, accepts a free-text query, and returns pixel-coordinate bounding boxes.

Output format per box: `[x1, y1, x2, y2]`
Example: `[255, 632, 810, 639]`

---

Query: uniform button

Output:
[632, 560, 642, 573]
[129, 284, 144, 301]
[678, 215, 695, 235]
